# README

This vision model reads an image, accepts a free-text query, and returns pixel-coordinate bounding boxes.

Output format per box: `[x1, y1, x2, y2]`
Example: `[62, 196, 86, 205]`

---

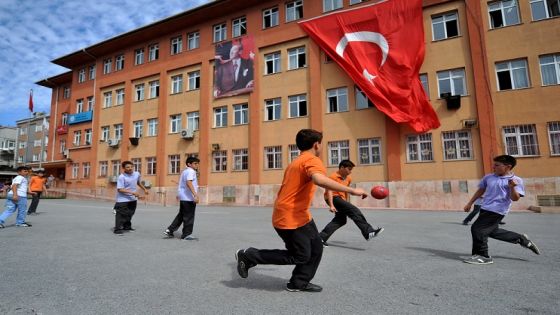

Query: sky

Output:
[0, 0, 211, 127]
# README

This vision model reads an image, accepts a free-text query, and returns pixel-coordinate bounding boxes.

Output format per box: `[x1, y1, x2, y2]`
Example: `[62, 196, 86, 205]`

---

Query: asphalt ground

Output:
[0, 199, 558, 315]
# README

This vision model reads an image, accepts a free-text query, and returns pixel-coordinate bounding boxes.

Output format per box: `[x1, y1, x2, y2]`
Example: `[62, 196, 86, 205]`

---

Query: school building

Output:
[36, 0, 560, 210]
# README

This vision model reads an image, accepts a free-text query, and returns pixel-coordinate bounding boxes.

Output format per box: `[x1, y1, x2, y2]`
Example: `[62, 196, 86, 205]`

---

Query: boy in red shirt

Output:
[235, 129, 368, 292]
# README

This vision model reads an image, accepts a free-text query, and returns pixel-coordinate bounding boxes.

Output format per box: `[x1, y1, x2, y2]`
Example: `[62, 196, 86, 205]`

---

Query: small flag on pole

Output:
[28, 89, 34, 113]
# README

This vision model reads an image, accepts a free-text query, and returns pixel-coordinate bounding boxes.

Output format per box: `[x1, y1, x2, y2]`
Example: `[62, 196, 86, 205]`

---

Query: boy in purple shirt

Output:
[463, 155, 540, 265]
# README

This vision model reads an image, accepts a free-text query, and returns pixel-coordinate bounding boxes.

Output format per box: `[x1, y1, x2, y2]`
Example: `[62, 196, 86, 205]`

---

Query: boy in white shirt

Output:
[0, 166, 33, 228]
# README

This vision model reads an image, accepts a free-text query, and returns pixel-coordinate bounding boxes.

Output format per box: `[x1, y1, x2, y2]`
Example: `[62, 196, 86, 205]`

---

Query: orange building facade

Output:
[37, 0, 560, 210]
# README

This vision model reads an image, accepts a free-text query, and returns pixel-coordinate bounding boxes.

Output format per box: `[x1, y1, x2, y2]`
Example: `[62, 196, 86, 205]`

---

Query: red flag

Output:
[28, 89, 34, 113]
[299, 0, 440, 133]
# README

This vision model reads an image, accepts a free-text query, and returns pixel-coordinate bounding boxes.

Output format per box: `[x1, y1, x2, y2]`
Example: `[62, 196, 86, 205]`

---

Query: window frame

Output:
[326, 87, 349, 113]
[233, 148, 249, 171]
[264, 146, 282, 169]
[357, 138, 382, 165]
[288, 94, 307, 118]
[263, 7, 279, 29]
[288, 46, 306, 70]
[214, 106, 228, 128]
[431, 12, 460, 41]
[264, 51, 281, 74]
[232, 16, 247, 38]
[495, 59, 530, 91]
[265, 98, 281, 121]
[502, 124, 540, 157]
[213, 23, 227, 43]
[233, 103, 249, 125]
[407, 133, 434, 162]
[286, 0, 304, 22]
[327, 140, 350, 167]
[441, 130, 473, 160]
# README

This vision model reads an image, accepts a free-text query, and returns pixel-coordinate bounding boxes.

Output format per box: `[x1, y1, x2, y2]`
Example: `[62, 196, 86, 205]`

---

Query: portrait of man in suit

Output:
[214, 37, 254, 98]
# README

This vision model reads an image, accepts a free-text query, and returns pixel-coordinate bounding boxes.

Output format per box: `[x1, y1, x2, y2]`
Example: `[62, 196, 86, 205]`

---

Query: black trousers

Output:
[320, 196, 374, 241]
[244, 220, 323, 288]
[471, 209, 526, 257]
[27, 191, 42, 214]
[168, 201, 196, 238]
[114, 201, 137, 231]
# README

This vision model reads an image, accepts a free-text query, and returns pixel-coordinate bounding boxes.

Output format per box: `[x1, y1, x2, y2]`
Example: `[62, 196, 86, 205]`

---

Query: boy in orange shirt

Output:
[28, 170, 48, 215]
[235, 129, 368, 292]
[320, 160, 383, 246]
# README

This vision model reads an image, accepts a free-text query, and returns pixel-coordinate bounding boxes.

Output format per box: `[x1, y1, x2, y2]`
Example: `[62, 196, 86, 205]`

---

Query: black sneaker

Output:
[16, 223, 32, 227]
[123, 227, 135, 231]
[499, 221, 506, 225]
[235, 249, 251, 278]
[521, 234, 540, 255]
[367, 227, 384, 240]
[114, 229, 124, 235]
[286, 282, 323, 293]
[163, 229, 174, 238]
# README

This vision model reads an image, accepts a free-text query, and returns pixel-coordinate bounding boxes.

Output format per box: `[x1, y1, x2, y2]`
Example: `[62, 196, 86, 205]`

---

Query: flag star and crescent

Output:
[299, 0, 440, 133]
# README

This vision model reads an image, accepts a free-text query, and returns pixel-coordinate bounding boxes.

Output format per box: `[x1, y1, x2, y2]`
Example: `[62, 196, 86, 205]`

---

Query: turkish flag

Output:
[299, 0, 440, 133]
[28, 89, 34, 113]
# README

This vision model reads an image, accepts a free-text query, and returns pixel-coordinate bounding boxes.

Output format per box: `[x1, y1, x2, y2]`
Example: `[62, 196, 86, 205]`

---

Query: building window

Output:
[89, 65, 96, 80]
[187, 111, 199, 131]
[286, 0, 304, 22]
[530, 0, 560, 20]
[148, 43, 159, 61]
[135, 83, 145, 101]
[147, 118, 158, 136]
[170, 36, 182, 55]
[133, 121, 143, 138]
[357, 138, 382, 165]
[149, 80, 160, 98]
[187, 31, 200, 50]
[61, 113, 68, 126]
[232, 16, 247, 37]
[84, 129, 92, 145]
[212, 150, 227, 172]
[135, 48, 144, 65]
[34, 139, 41, 147]
[63, 87, 71, 99]
[496, 59, 529, 90]
[78, 68, 86, 83]
[115, 89, 124, 105]
[437, 68, 466, 96]
[432, 12, 459, 41]
[73, 130, 81, 146]
[233, 103, 249, 125]
[355, 86, 374, 109]
[323, 0, 343, 12]
[419, 73, 430, 99]
[350, 0, 364, 4]
[132, 158, 142, 173]
[99, 161, 108, 177]
[328, 140, 350, 166]
[503, 124, 540, 156]
[171, 75, 183, 94]
[288, 144, 300, 163]
[71, 163, 79, 179]
[146, 157, 157, 175]
[83, 162, 91, 178]
[540, 53, 560, 86]
[76, 99, 84, 113]
[407, 133, 434, 162]
[288, 94, 307, 117]
[488, 0, 520, 28]
[264, 146, 282, 169]
[100, 126, 109, 141]
[87, 96, 94, 111]
[288, 46, 306, 69]
[168, 154, 181, 174]
[233, 148, 249, 171]
[170, 114, 182, 133]
[442, 130, 473, 160]
[327, 87, 348, 112]
[263, 7, 279, 28]
[114, 124, 123, 140]
[115, 54, 124, 71]
[188, 71, 200, 90]
[103, 91, 112, 108]
[214, 106, 228, 127]
[264, 52, 281, 74]
[103, 58, 112, 74]
[111, 160, 121, 176]
[213, 23, 227, 42]
[548, 121, 560, 155]
[265, 98, 281, 121]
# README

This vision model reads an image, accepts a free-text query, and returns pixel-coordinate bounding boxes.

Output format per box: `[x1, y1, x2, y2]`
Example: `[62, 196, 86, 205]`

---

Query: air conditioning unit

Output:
[62, 149, 69, 157]
[108, 176, 118, 183]
[180, 129, 194, 139]
[107, 139, 120, 147]
[141, 180, 152, 188]
[462, 119, 478, 129]
[212, 143, 220, 151]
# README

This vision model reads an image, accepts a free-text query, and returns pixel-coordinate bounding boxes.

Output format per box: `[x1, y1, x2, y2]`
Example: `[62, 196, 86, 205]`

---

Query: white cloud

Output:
[0, 0, 210, 126]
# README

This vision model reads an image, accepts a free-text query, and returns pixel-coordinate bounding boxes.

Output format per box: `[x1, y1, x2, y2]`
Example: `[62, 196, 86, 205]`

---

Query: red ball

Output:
[371, 186, 389, 199]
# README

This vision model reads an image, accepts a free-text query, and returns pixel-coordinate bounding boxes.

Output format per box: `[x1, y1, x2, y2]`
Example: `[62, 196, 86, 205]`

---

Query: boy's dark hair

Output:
[494, 155, 517, 169]
[121, 161, 133, 168]
[339, 160, 355, 168]
[186, 156, 200, 165]
[16, 166, 29, 172]
[295, 129, 323, 151]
